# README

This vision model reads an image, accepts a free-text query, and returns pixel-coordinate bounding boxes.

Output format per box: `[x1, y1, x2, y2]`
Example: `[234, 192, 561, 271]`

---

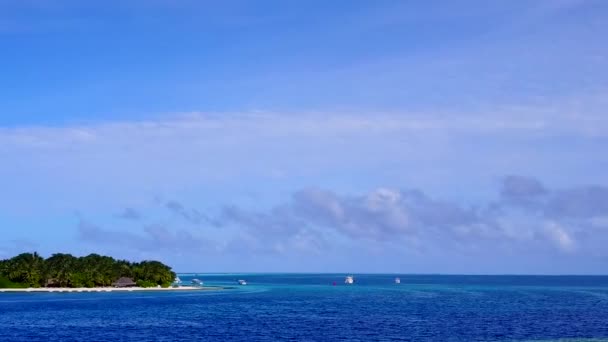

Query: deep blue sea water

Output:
[2, 274, 608, 341]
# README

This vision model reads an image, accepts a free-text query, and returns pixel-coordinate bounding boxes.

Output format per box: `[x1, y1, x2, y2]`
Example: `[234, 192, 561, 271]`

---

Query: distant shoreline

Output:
[0, 286, 224, 293]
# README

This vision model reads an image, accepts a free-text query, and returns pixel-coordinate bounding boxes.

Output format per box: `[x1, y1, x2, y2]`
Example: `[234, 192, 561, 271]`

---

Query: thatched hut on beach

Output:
[112, 277, 136, 287]
[45, 279, 59, 287]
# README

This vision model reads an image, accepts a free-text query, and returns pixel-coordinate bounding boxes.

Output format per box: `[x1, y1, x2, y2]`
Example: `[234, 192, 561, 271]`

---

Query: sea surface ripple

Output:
[1, 274, 608, 341]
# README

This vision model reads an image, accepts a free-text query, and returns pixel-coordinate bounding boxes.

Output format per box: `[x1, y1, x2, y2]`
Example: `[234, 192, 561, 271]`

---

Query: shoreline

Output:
[0, 286, 223, 293]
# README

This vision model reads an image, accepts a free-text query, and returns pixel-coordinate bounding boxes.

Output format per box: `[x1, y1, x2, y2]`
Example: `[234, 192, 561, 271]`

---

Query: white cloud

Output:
[590, 216, 608, 229]
[543, 222, 576, 253]
[1, 100, 607, 153]
[215, 177, 608, 257]
[1, 110, 607, 263]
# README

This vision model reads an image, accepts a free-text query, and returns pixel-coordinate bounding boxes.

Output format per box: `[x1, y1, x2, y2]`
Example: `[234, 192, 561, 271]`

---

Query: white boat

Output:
[173, 276, 182, 285]
[395, 277, 401, 284]
[344, 275, 354, 284]
[237, 279, 247, 285]
[191, 279, 203, 286]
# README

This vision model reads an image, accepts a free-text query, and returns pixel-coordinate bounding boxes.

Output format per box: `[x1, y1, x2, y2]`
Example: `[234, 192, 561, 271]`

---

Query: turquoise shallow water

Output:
[1, 274, 608, 341]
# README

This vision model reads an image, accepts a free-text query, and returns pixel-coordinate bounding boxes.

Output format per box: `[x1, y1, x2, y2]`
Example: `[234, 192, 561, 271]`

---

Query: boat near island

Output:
[191, 279, 203, 286]
[344, 275, 354, 284]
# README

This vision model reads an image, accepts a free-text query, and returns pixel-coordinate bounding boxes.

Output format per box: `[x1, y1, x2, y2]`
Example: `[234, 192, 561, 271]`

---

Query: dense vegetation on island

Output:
[0, 252, 176, 288]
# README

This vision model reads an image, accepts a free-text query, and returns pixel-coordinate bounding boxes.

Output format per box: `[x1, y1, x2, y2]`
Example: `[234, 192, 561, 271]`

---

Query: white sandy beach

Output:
[0, 286, 221, 293]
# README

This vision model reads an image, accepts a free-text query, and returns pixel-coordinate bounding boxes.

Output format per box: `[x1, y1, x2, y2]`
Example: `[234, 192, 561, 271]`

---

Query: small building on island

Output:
[112, 277, 136, 288]
[45, 279, 59, 287]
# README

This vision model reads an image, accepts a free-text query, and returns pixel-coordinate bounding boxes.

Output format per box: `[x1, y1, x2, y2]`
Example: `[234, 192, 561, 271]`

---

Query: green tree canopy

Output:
[0, 252, 176, 288]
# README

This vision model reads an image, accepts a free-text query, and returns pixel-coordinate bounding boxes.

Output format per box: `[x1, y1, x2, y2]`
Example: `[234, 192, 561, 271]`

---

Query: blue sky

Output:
[1, 0, 608, 273]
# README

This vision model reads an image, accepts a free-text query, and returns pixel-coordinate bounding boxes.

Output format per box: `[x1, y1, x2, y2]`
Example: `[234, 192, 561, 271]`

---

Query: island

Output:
[0, 252, 212, 292]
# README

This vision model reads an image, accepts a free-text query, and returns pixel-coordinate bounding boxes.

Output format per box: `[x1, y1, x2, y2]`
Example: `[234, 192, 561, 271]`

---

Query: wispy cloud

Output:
[77, 219, 210, 254]
[115, 207, 142, 220]
[78, 175, 608, 265]
[213, 176, 608, 257]
[165, 200, 210, 225]
[0, 108, 606, 217]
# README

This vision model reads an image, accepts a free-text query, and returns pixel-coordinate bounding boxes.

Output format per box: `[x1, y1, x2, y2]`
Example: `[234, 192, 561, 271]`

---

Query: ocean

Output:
[1, 274, 608, 341]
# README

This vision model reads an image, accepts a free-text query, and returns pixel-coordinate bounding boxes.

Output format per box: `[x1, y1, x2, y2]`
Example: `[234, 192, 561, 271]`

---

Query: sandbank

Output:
[0, 286, 223, 293]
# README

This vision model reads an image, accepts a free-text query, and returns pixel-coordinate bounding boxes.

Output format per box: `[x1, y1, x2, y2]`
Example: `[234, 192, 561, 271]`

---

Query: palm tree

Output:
[45, 253, 77, 287]
[5, 252, 44, 287]
[1, 252, 176, 288]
